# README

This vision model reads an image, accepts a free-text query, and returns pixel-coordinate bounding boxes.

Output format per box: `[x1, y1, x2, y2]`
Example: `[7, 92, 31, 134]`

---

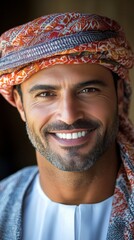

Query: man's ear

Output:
[117, 79, 124, 113]
[13, 89, 26, 122]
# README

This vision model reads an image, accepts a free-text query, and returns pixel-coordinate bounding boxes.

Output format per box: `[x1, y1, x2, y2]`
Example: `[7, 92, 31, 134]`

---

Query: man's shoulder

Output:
[0, 166, 38, 238]
[0, 166, 38, 195]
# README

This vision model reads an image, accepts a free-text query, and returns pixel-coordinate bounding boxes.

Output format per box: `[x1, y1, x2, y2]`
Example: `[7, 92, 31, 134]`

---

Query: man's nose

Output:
[57, 93, 84, 125]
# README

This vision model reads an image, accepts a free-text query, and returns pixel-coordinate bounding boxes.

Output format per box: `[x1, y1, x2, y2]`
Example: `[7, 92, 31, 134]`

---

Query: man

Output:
[0, 13, 134, 240]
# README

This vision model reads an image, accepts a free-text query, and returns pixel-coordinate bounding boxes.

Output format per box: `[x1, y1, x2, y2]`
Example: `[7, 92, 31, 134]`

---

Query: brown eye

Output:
[37, 91, 56, 97]
[80, 88, 98, 93]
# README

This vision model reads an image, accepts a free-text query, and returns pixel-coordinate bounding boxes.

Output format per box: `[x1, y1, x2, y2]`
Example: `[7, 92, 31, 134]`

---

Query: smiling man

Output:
[0, 13, 134, 240]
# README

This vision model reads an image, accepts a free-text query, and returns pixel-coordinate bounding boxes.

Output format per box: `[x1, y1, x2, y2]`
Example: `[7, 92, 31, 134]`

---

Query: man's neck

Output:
[36, 145, 120, 205]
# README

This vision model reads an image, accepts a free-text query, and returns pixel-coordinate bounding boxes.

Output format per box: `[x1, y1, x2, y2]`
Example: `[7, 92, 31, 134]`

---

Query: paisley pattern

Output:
[0, 13, 134, 238]
[0, 13, 133, 107]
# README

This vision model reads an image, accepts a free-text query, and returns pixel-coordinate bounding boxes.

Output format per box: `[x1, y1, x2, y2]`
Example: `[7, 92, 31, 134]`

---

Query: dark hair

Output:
[112, 72, 120, 89]
[14, 84, 23, 102]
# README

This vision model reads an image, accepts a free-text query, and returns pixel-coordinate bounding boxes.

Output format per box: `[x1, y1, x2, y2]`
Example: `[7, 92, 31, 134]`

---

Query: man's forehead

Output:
[22, 63, 113, 91]
[26, 63, 112, 82]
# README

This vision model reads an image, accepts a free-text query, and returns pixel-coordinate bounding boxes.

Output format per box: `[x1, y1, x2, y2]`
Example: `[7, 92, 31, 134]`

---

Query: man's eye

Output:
[80, 88, 98, 93]
[36, 91, 56, 97]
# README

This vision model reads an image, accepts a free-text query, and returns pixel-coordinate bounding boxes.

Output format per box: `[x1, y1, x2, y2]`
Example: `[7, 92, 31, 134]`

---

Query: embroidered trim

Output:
[0, 30, 116, 70]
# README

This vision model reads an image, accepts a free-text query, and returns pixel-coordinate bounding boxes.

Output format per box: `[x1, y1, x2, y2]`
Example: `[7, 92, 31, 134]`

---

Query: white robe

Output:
[23, 174, 113, 240]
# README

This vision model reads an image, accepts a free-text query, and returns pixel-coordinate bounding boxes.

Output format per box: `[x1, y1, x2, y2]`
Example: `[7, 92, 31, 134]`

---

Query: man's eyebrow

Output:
[28, 80, 107, 93]
[28, 84, 59, 93]
[76, 79, 107, 89]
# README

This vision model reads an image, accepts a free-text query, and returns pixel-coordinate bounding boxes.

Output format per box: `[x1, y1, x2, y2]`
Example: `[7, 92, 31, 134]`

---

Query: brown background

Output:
[0, 0, 134, 179]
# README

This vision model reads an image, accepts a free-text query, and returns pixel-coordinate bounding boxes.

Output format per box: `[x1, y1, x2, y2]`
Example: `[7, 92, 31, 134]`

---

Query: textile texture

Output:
[0, 13, 134, 238]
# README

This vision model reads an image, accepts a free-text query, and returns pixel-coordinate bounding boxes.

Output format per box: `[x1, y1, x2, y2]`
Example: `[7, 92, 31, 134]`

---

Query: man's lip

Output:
[48, 129, 96, 147]
[48, 128, 94, 134]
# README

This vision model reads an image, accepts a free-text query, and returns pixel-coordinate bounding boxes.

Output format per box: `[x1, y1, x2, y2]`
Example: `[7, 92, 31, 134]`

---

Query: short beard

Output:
[25, 113, 119, 172]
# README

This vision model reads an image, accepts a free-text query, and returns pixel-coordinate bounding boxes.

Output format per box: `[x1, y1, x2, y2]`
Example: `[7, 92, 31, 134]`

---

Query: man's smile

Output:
[55, 130, 88, 139]
[48, 129, 96, 147]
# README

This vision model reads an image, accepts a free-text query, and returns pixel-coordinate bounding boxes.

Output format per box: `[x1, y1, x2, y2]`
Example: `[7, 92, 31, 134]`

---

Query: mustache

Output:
[42, 119, 101, 133]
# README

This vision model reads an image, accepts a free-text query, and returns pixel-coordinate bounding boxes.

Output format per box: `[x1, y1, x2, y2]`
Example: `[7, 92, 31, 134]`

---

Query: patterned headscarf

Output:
[0, 13, 133, 108]
[0, 13, 134, 238]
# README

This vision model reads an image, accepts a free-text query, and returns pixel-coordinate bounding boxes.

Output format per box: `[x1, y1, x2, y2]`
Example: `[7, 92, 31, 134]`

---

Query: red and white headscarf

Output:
[0, 13, 134, 238]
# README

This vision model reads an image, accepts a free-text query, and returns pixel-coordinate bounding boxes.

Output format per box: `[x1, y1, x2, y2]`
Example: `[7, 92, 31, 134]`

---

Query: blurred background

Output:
[0, 0, 134, 179]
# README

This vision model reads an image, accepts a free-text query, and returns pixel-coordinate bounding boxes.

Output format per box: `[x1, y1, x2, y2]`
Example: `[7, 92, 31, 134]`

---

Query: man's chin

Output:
[44, 149, 97, 172]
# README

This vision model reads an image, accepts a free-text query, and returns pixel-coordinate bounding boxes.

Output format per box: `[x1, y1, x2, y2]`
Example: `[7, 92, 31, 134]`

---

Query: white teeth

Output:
[55, 131, 87, 139]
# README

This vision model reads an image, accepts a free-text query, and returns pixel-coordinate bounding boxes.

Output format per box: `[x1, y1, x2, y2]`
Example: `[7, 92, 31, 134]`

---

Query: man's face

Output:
[14, 63, 121, 172]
